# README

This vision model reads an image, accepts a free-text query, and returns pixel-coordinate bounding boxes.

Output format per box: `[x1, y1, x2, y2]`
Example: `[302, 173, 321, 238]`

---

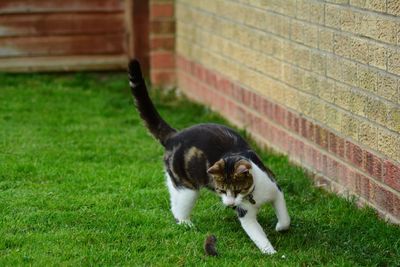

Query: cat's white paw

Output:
[275, 221, 290, 232]
[260, 246, 277, 255]
[176, 219, 194, 228]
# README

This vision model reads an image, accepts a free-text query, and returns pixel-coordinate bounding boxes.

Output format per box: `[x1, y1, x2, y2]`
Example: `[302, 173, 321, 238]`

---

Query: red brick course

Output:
[150, 2, 174, 19]
[150, 52, 175, 69]
[384, 161, 400, 192]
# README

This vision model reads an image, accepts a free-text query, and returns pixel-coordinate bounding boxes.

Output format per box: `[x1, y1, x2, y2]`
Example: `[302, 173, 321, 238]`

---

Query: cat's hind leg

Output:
[273, 190, 290, 232]
[166, 173, 199, 226]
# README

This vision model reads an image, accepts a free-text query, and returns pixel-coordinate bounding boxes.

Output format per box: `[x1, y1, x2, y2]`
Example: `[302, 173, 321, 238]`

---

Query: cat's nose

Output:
[223, 196, 236, 207]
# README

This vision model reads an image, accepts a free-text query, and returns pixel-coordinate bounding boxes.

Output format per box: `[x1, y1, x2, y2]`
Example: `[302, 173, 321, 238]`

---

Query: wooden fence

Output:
[0, 0, 142, 72]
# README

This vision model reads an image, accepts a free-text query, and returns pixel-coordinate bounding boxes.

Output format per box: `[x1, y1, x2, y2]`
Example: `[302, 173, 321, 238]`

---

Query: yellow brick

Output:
[376, 18, 398, 44]
[298, 93, 314, 117]
[283, 87, 300, 110]
[271, 0, 285, 14]
[327, 0, 349, 4]
[279, 16, 291, 39]
[325, 105, 342, 132]
[387, 104, 400, 132]
[234, 5, 247, 25]
[283, 63, 304, 88]
[296, 0, 310, 21]
[387, 48, 400, 76]
[378, 130, 400, 162]
[303, 73, 319, 94]
[244, 0, 276, 15]
[348, 90, 368, 117]
[281, 41, 294, 63]
[342, 60, 358, 87]
[358, 122, 378, 150]
[368, 43, 388, 70]
[364, 96, 388, 127]
[325, 4, 341, 29]
[334, 82, 353, 110]
[359, 13, 378, 41]
[245, 6, 264, 29]
[175, 3, 185, 20]
[290, 20, 305, 44]
[377, 72, 399, 103]
[310, 51, 326, 75]
[326, 55, 342, 80]
[282, 63, 294, 86]
[303, 25, 319, 48]
[333, 34, 352, 58]
[387, 0, 400, 16]
[351, 38, 370, 64]
[221, 23, 234, 40]
[246, 31, 261, 52]
[271, 37, 283, 59]
[313, 101, 326, 123]
[342, 113, 360, 140]
[176, 37, 192, 58]
[357, 64, 377, 93]
[340, 9, 355, 32]
[398, 86, 400, 105]
[358, 14, 398, 45]
[319, 28, 334, 52]
[352, 11, 365, 35]
[310, 1, 325, 25]
[293, 45, 311, 70]
[350, 0, 386, 12]
[266, 57, 283, 80]
[282, 0, 297, 17]
[318, 78, 336, 104]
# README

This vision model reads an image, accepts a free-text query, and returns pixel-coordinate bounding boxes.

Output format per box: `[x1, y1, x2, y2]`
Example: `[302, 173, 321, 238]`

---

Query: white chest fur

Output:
[236, 161, 291, 254]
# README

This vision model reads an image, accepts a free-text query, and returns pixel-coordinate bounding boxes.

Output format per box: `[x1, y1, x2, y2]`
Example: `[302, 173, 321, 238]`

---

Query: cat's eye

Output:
[234, 190, 241, 196]
[219, 190, 226, 194]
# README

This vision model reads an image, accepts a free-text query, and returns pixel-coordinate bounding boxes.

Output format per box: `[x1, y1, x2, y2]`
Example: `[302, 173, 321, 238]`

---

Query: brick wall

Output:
[175, 0, 400, 223]
[149, 0, 176, 86]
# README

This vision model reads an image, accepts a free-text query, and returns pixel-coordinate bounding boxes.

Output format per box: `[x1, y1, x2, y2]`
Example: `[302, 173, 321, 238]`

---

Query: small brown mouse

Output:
[204, 234, 218, 256]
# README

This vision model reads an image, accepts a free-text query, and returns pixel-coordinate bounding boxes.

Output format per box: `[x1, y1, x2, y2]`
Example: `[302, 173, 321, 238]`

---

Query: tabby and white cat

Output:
[128, 60, 290, 254]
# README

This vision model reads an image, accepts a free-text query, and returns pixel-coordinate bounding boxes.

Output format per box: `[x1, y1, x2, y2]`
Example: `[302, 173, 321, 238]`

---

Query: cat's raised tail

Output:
[128, 59, 176, 146]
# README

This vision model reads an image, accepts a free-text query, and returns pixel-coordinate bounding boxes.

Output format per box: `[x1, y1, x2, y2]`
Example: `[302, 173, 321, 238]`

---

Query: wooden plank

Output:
[0, 34, 126, 58]
[124, 0, 134, 58]
[0, 12, 125, 37]
[0, 55, 128, 72]
[133, 0, 149, 75]
[0, 0, 124, 14]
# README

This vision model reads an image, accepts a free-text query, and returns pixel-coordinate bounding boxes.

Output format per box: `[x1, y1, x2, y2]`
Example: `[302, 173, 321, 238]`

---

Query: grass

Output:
[0, 72, 399, 266]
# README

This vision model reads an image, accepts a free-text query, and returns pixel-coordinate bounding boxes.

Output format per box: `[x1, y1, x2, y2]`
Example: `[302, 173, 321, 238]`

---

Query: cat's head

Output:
[207, 156, 254, 207]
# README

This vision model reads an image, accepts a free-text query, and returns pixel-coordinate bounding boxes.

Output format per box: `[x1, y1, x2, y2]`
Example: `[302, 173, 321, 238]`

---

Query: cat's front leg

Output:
[273, 190, 290, 232]
[237, 206, 276, 254]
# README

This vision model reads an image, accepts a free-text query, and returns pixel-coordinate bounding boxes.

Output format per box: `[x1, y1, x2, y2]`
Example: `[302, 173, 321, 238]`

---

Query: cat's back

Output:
[163, 123, 250, 189]
[166, 123, 249, 154]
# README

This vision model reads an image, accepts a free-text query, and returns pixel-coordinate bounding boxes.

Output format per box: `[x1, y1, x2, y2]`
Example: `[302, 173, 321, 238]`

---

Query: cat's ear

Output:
[207, 159, 224, 176]
[234, 161, 251, 175]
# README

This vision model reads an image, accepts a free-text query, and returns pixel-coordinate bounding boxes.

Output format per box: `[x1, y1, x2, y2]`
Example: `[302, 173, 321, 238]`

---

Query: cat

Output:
[128, 59, 290, 254]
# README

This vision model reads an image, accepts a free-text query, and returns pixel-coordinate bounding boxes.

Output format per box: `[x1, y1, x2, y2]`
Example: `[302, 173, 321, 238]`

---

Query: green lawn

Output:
[0, 72, 399, 266]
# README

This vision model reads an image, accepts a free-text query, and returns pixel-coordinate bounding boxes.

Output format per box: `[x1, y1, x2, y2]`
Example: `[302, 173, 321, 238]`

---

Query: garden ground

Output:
[0, 73, 399, 266]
